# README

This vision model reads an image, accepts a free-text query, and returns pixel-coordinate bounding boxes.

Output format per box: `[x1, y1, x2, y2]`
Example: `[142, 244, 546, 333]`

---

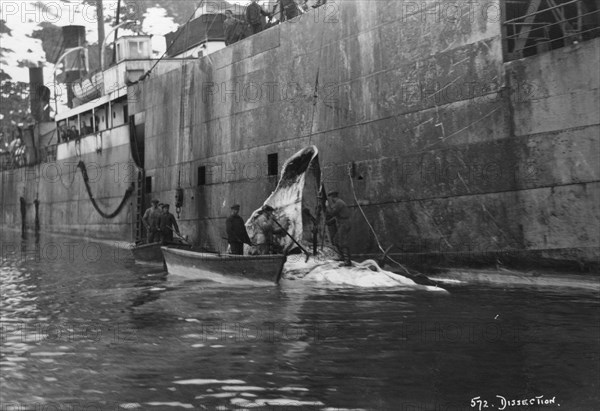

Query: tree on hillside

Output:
[31, 22, 63, 64]
[0, 71, 31, 147]
[0, 19, 34, 144]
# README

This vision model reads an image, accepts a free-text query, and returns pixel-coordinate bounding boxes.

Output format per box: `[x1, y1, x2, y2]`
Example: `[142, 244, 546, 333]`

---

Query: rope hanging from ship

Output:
[309, 16, 329, 255]
[173, 21, 194, 220]
[77, 161, 134, 219]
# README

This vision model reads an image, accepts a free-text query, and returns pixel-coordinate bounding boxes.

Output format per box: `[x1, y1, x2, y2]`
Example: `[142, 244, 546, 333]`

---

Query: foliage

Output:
[0, 19, 11, 35]
[31, 22, 64, 64]
[0, 0, 217, 141]
[0, 73, 31, 144]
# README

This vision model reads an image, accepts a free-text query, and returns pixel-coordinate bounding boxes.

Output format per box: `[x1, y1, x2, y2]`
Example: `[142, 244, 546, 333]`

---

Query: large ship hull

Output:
[1, 0, 598, 269]
[1, 125, 137, 241]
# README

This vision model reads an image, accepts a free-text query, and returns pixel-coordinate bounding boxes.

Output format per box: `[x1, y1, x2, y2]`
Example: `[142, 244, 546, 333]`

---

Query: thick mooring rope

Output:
[77, 161, 134, 219]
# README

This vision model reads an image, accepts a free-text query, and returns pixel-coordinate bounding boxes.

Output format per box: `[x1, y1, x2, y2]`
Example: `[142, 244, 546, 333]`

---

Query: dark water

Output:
[1, 232, 599, 411]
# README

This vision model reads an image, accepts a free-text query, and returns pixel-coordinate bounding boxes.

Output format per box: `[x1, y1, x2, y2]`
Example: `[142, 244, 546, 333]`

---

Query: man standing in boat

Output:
[226, 204, 252, 255]
[142, 199, 161, 243]
[326, 191, 352, 266]
[254, 205, 284, 255]
[158, 204, 180, 244]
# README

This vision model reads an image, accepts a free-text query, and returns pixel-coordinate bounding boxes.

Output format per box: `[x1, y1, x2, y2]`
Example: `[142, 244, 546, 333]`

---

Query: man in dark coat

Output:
[246, 0, 270, 34]
[279, 0, 301, 22]
[158, 204, 180, 244]
[142, 199, 162, 243]
[226, 204, 252, 255]
[326, 191, 352, 266]
[224, 10, 245, 46]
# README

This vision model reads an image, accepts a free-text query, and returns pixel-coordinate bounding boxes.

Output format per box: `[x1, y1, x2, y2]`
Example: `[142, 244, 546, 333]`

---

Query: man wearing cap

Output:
[226, 204, 252, 255]
[158, 204, 180, 244]
[326, 191, 352, 266]
[254, 205, 284, 255]
[223, 10, 246, 46]
[142, 199, 162, 243]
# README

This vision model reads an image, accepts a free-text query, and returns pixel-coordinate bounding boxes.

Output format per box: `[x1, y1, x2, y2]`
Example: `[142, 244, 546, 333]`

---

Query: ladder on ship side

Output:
[134, 169, 145, 242]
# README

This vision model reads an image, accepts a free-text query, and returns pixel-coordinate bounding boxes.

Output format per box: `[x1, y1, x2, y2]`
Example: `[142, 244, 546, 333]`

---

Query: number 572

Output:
[470, 397, 489, 410]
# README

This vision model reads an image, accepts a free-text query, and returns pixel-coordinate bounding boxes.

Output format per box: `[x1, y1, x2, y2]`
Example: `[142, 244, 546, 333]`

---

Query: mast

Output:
[112, 0, 121, 66]
[96, 0, 105, 65]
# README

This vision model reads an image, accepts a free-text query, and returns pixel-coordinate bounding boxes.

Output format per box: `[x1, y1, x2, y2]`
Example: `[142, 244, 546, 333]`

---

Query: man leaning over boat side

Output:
[142, 199, 162, 243]
[253, 205, 286, 255]
[158, 204, 180, 244]
[226, 204, 252, 255]
[326, 191, 352, 266]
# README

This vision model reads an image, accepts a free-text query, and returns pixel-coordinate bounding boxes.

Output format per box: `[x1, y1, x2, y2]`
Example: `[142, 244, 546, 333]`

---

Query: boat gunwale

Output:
[161, 247, 285, 261]
[131, 242, 163, 251]
[132, 242, 190, 252]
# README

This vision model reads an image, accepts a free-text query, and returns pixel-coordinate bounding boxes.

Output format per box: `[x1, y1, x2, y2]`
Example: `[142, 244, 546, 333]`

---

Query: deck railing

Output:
[502, 0, 600, 61]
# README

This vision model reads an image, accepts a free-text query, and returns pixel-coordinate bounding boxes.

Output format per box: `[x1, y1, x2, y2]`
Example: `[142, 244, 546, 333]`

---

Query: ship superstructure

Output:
[0, 21, 191, 240]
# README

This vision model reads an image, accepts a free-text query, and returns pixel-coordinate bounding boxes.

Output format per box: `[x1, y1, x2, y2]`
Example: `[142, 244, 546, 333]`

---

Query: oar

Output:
[275, 249, 288, 284]
[271, 218, 311, 262]
[318, 186, 329, 251]
[377, 244, 394, 268]
[173, 231, 191, 245]
[164, 226, 191, 245]
[302, 208, 319, 255]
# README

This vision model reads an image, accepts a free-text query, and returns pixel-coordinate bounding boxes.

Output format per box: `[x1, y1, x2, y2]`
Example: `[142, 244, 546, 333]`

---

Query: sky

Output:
[0, 1, 180, 84]
[0, 0, 253, 118]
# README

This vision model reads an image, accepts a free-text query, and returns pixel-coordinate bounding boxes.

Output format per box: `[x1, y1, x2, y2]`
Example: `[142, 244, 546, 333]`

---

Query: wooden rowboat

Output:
[161, 247, 286, 284]
[131, 242, 190, 264]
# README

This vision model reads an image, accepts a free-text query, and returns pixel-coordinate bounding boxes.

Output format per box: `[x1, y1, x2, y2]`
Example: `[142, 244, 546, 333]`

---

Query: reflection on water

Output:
[1, 232, 599, 410]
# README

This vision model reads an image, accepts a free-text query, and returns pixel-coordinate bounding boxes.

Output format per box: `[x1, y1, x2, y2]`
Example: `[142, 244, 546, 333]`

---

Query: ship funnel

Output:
[61, 25, 89, 108]
[28, 67, 50, 122]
